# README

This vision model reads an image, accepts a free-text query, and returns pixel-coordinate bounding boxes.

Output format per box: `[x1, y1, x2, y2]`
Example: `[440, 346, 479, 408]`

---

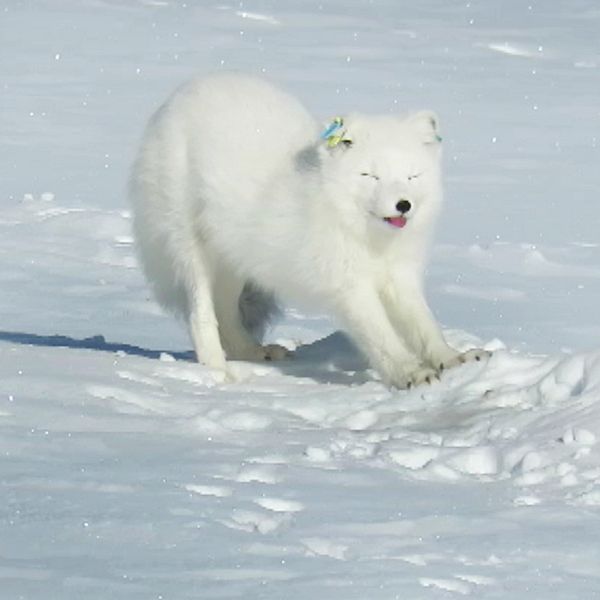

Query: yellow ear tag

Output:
[326, 133, 345, 148]
[321, 117, 352, 148]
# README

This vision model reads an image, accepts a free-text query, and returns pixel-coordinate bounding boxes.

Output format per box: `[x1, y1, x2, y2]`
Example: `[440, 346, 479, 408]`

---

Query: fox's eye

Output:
[408, 172, 422, 181]
[360, 173, 380, 181]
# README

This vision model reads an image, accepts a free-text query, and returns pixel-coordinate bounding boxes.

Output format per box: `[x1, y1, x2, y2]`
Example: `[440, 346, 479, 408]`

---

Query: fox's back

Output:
[144, 74, 317, 205]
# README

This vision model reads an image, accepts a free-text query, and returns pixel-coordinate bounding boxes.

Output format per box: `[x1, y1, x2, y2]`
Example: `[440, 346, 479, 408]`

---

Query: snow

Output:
[2, 1, 600, 598]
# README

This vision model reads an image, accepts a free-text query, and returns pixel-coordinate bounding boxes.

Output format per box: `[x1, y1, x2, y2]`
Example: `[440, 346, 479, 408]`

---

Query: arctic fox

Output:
[130, 73, 487, 388]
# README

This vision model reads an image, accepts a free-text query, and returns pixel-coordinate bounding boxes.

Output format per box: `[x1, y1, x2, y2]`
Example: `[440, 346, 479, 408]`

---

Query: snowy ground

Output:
[2, 1, 600, 598]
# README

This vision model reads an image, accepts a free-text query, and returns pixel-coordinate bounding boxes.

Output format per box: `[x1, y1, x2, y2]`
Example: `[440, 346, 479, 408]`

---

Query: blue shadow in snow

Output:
[0, 329, 373, 386]
[276, 331, 372, 385]
[0, 330, 195, 362]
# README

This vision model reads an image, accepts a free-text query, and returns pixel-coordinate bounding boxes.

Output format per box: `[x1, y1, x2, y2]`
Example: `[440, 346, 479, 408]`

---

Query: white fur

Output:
[130, 73, 484, 388]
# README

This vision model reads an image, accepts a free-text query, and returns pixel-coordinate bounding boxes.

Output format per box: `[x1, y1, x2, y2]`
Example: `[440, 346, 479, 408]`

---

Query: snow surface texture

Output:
[2, 1, 600, 599]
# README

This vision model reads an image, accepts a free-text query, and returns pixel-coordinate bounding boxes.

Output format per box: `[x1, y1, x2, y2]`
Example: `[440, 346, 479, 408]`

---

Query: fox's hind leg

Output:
[185, 243, 228, 372]
[214, 267, 288, 362]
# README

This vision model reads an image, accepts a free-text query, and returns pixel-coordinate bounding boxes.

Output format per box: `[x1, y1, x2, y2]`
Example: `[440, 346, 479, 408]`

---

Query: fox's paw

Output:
[405, 366, 440, 389]
[438, 348, 491, 372]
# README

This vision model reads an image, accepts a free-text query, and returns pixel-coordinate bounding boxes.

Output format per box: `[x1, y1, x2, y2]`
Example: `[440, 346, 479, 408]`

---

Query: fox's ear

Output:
[410, 110, 442, 145]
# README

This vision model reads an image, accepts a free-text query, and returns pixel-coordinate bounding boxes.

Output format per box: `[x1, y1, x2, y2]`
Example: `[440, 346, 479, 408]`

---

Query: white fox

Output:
[130, 73, 488, 388]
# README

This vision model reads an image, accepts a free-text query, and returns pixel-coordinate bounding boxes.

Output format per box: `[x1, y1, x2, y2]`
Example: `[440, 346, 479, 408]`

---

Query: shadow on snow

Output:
[0, 330, 195, 362]
[0, 329, 372, 385]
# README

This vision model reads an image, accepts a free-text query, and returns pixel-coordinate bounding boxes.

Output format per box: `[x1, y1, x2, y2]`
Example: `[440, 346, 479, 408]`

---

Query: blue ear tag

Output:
[320, 117, 344, 141]
[320, 117, 352, 148]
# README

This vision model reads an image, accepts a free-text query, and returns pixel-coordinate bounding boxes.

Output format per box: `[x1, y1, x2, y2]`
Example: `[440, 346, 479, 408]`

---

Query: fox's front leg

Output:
[383, 278, 490, 373]
[335, 284, 438, 388]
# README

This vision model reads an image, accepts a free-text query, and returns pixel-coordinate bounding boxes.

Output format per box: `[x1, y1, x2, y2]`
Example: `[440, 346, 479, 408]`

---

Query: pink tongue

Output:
[387, 216, 407, 229]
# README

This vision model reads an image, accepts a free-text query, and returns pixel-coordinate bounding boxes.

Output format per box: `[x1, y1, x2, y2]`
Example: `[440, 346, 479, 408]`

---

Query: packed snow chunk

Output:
[574, 428, 597, 446]
[538, 376, 576, 404]
[560, 473, 579, 487]
[304, 446, 332, 463]
[343, 439, 378, 460]
[519, 451, 546, 473]
[419, 577, 471, 595]
[302, 538, 348, 560]
[537, 354, 588, 403]
[343, 409, 379, 431]
[425, 462, 463, 481]
[502, 445, 535, 473]
[513, 495, 542, 506]
[556, 462, 576, 477]
[254, 497, 304, 513]
[455, 573, 497, 587]
[561, 427, 597, 446]
[572, 489, 600, 507]
[514, 471, 548, 487]
[397, 554, 431, 566]
[574, 447, 592, 460]
[236, 465, 281, 484]
[117, 370, 162, 387]
[582, 468, 600, 481]
[555, 354, 587, 387]
[185, 484, 233, 498]
[446, 446, 499, 476]
[390, 447, 440, 470]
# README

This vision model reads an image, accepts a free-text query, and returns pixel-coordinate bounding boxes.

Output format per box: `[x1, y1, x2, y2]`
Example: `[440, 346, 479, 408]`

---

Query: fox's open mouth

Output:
[383, 215, 407, 229]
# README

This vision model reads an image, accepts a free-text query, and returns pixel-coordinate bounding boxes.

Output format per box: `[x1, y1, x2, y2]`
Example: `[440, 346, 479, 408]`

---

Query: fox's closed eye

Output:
[408, 172, 423, 181]
[360, 172, 380, 181]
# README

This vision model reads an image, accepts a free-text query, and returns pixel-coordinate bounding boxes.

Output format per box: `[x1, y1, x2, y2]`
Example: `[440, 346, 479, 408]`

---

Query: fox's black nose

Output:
[396, 199, 412, 214]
